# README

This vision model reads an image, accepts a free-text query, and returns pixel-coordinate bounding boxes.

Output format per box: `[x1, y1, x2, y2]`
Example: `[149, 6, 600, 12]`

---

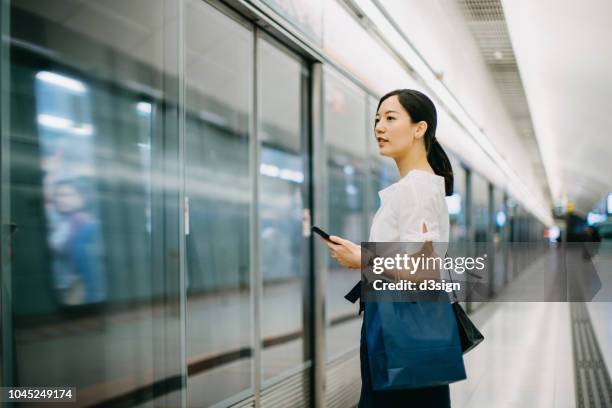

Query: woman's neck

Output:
[395, 146, 433, 178]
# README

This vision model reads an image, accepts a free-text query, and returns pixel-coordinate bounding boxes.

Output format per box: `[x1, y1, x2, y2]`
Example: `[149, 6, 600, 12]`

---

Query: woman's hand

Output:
[319, 235, 362, 270]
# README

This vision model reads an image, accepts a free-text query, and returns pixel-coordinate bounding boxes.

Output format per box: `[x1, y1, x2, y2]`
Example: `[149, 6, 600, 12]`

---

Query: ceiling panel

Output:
[457, 0, 551, 208]
[501, 0, 612, 214]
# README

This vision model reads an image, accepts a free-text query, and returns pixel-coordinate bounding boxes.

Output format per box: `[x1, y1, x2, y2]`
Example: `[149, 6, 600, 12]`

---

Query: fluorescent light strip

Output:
[36, 71, 87, 93]
[37, 113, 72, 130]
[351, 0, 552, 225]
[37, 114, 94, 137]
[260, 163, 304, 183]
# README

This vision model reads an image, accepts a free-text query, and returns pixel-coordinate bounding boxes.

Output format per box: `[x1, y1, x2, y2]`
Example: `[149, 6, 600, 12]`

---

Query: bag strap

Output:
[445, 251, 459, 303]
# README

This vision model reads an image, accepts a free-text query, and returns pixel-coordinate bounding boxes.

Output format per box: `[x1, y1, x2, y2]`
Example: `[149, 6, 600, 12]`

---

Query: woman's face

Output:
[374, 95, 425, 159]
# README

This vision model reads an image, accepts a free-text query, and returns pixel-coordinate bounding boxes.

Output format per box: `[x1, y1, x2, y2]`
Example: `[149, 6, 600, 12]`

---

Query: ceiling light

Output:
[36, 71, 87, 93]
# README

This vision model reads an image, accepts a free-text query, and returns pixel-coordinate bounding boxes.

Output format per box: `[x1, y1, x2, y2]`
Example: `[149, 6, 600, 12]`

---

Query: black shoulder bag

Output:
[447, 267, 484, 354]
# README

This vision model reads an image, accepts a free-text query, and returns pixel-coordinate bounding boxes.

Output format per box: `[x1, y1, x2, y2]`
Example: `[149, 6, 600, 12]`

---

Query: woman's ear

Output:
[415, 121, 428, 139]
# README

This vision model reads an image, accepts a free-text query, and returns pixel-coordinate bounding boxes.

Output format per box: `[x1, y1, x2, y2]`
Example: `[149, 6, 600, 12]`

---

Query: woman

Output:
[49, 178, 107, 306]
[320, 89, 457, 407]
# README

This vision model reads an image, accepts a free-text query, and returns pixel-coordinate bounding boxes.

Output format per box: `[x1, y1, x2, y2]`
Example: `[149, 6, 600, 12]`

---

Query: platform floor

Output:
[13, 249, 612, 407]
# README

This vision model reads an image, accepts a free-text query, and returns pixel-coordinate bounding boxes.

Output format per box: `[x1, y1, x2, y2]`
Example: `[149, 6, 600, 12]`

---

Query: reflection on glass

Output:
[258, 37, 309, 384]
[184, 1, 253, 406]
[468, 172, 490, 307]
[448, 155, 467, 242]
[471, 172, 490, 242]
[35, 72, 106, 306]
[8, 0, 181, 406]
[492, 187, 507, 292]
[324, 68, 367, 360]
[494, 189, 506, 233]
[262, 0, 324, 43]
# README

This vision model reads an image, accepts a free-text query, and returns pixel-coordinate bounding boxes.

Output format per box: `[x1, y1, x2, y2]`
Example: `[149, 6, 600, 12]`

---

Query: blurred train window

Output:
[323, 67, 368, 360]
[8, 0, 182, 406]
[34, 71, 107, 306]
[257, 35, 311, 386]
[448, 154, 468, 243]
[184, 0, 254, 406]
[471, 171, 490, 242]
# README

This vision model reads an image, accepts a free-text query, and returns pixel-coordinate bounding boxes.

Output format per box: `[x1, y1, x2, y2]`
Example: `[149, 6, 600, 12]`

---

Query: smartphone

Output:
[311, 226, 332, 242]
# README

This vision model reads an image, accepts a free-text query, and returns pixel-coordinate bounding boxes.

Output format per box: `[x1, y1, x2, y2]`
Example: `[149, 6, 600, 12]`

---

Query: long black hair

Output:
[376, 89, 453, 196]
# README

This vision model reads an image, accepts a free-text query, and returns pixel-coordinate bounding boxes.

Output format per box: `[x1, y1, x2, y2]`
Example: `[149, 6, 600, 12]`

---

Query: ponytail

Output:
[426, 138, 454, 196]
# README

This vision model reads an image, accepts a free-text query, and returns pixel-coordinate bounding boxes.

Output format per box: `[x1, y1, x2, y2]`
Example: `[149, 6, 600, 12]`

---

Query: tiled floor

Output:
[450, 253, 577, 408]
[450, 301, 575, 408]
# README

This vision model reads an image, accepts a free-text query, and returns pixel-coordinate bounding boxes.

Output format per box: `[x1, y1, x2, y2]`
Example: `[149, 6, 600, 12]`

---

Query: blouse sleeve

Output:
[390, 177, 442, 242]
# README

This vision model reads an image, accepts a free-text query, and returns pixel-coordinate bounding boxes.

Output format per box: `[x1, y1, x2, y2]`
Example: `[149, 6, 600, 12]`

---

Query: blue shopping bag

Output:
[365, 295, 467, 390]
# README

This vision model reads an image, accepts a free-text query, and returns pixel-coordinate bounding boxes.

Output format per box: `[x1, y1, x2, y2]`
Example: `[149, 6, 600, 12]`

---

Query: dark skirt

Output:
[358, 309, 451, 408]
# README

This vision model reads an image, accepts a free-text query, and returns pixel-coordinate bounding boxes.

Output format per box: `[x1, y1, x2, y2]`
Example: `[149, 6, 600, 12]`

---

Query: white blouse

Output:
[368, 169, 449, 244]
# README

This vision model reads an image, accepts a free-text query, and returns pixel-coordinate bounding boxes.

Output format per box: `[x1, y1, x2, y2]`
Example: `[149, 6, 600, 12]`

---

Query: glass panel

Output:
[471, 172, 490, 242]
[262, 0, 324, 44]
[6, 0, 182, 406]
[447, 155, 467, 242]
[493, 188, 506, 235]
[184, 1, 254, 406]
[0, 0, 11, 388]
[324, 68, 367, 360]
[492, 187, 506, 292]
[258, 36, 310, 383]
[468, 172, 490, 307]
